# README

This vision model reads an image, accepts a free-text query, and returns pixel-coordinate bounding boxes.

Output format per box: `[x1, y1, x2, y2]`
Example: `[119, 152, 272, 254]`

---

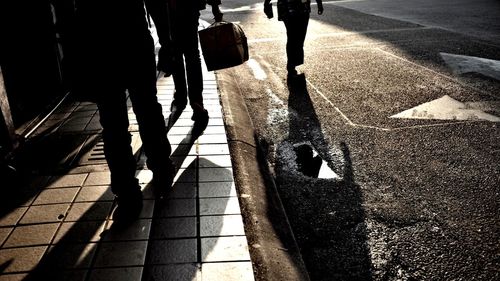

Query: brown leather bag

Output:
[198, 21, 249, 71]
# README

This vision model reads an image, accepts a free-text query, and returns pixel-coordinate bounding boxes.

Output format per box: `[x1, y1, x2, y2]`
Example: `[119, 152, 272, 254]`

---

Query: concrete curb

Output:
[216, 69, 311, 281]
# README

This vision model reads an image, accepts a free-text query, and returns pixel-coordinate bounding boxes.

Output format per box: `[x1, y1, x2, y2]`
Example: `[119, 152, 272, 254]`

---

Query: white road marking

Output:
[247, 59, 268, 80]
[391, 95, 500, 122]
[305, 78, 391, 131]
[440, 53, 500, 81]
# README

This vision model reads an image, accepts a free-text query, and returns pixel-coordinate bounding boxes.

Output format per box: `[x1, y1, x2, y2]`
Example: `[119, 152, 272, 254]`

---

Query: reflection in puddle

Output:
[294, 143, 337, 179]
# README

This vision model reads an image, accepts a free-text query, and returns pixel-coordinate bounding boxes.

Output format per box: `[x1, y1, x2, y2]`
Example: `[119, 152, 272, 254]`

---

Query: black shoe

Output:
[287, 68, 299, 78]
[113, 188, 143, 225]
[152, 164, 176, 199]
[191, 109, 209, 137]
[170, 97, 187, 112]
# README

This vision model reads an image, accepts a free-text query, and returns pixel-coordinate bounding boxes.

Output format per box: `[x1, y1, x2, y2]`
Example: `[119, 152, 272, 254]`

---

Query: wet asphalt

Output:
[205, 1, 500, 280]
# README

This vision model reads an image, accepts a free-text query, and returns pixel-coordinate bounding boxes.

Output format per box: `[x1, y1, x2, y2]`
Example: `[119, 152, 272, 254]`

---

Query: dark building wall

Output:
[0, 0, 65, 130]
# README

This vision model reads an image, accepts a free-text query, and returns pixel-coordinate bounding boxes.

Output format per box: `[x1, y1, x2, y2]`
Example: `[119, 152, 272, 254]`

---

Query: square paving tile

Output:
[20, 204, 70, 224]
[201, 262, 254, 281]
[102, 219, 151, 241]
[53, 221, 106, 244]
[195, 144, 230, 156]
[196, 125, 226, 135]
[46, 270, 88, 281]
[198, 156, 232, 168]
[175, 168, 197, 183]
[75, 185, 114, 202]
[93, 241, 148, 267]
[46, 243, 97, 269]
[47, 174, 87, 188]
[84, 172, 111, 186]
[0, 246, 47, 273]
[85, 120, 102, 131]
[201, 236, 251, 262]
[58, 122, 89, 133]
[198, 168, 234, 182]
[33, 187, 80, 205]
[0, 227, 12, 245]
[168, 126, 195, 136]
[65, 202, 113, 221]
[88, 267, 143, 281]
[147, 239, 197, 264]
[198, 182, 237, 198]
[144, 264, 200, 281]
[3, 223, 60, 247]
[200, 215, 246, 237]
[139, 199, 156, 219]
[199, 197, 241, 216]
[168, 135, 190, 146]
[155, 199, 196, 217]
[150, 217, 197, 239]
[168, 182, 197, 199]
[172, 155, 197, 169]
[205, 118, 224, 126]
[0, 207, 28, 226]
[197, 134, 228, 145]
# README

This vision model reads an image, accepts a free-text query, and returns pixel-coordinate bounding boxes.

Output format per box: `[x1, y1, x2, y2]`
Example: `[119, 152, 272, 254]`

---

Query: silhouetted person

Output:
[264, 0, 323, 78]
[70, 0, 176, 223]
[161, 0, 223, 131]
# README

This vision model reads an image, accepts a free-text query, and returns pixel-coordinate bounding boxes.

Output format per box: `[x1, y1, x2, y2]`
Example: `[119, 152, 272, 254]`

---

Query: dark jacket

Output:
[277, 0, 311, 21]
[69, 0, 169, 99]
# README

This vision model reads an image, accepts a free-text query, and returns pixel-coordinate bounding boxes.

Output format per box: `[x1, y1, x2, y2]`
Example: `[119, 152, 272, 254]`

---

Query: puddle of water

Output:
[293, 143, 338, 179]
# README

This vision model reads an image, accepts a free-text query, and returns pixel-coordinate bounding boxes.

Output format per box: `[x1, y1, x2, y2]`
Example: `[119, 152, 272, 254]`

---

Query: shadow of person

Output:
[11, 126, 152, 280]
[143, 159, 238, 281]
[166, 108, 209, 141]
[21, 179, 117, 281]
[166, 107, 183, 132]
[273, 74, 373, 280]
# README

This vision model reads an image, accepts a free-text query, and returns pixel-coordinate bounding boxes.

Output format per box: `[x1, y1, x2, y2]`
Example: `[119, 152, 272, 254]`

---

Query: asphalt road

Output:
[203, 1, 500, 280]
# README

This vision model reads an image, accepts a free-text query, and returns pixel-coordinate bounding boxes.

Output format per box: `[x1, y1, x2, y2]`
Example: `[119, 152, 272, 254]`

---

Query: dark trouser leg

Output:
[97, 91, 139, 196]
[173, 8, 203, 109]
[284, 14, 310, 71]
[172, 55, 188, 105]
[128, 38, 173, 174]
[183, 13, 203, 108]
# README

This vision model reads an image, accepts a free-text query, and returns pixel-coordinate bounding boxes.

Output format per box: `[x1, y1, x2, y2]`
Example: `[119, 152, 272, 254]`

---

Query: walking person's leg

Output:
[183, 12, 204, 112]
[284, 14, 310, 76]
[97, 89, 143, 221]
[171, 56, 188, 111]
[128, 35, 175, 196]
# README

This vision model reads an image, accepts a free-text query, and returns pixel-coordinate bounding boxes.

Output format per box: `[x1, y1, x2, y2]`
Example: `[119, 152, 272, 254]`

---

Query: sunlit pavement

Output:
[0, 38, 255, 281]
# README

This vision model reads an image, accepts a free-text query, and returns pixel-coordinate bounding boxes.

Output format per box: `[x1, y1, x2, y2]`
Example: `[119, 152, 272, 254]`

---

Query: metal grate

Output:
[79, 136, 107, 165]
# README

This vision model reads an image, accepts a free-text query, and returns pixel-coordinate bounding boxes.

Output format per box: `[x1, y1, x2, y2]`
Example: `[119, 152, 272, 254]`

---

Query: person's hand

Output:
[318, 4, 324, 15]
[212, 5, 223, 22]
[264, 2, 273, 19]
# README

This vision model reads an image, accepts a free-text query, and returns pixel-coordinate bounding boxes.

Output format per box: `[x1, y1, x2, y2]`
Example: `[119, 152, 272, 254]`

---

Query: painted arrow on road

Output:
[440, 53, 500, 81]
[390, 95, 500, 122]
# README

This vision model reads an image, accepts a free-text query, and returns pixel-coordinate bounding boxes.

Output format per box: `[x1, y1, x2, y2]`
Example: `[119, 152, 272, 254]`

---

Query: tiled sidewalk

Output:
[0, 62, 255, 280]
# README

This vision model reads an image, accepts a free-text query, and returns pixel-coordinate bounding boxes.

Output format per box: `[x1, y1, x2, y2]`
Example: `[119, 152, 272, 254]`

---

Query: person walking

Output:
[70, 0, 176, 223]
[264, 0, 323, 78]
[159, 0, 223, 130]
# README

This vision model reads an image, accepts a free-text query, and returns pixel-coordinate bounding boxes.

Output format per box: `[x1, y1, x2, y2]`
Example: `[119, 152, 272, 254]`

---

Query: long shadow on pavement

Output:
[274, 75, 372, 280]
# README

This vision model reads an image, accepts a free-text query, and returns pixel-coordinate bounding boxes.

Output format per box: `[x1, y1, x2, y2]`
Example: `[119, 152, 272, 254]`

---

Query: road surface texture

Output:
[210, 0, 500, 280]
